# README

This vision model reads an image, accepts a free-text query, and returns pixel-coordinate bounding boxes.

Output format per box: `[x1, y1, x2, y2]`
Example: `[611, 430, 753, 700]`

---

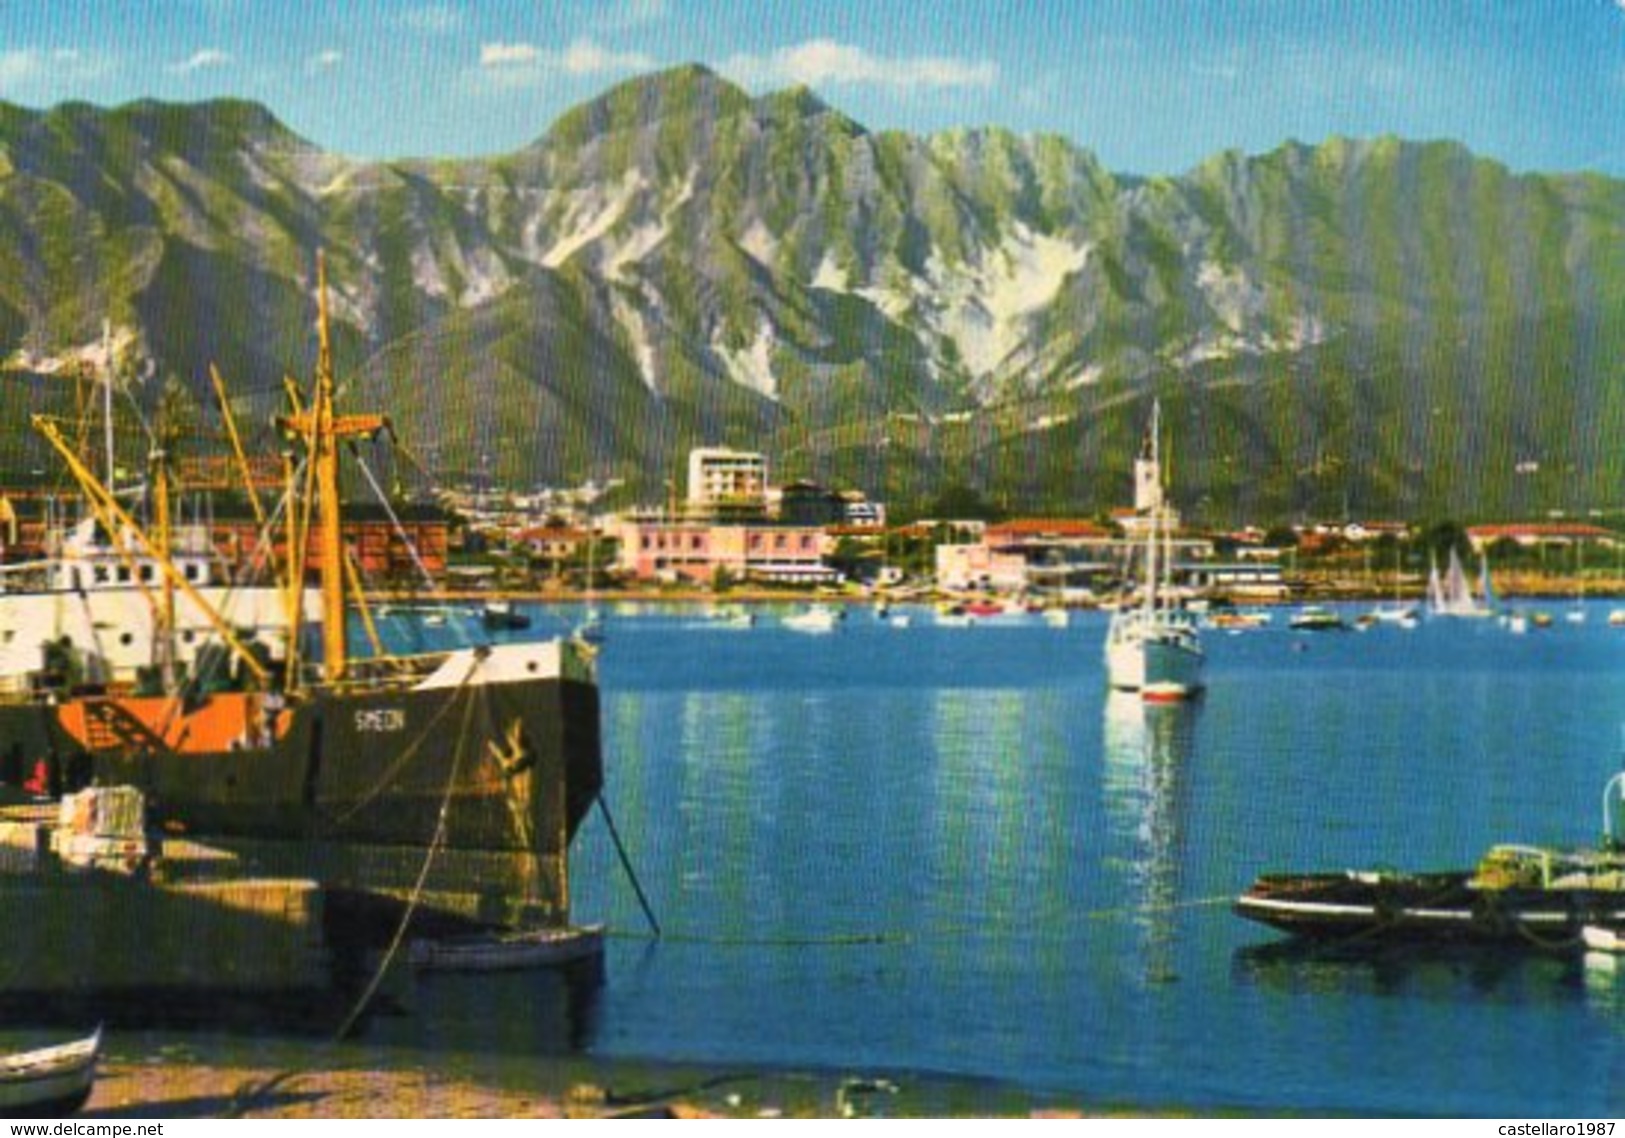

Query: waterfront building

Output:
[610, 515, 835, 585]
[1180, 560, 1289, 599]
[0, 492, 451, 580]
[934, 542, 1028, 592]
[1466, 522, 1619, 553]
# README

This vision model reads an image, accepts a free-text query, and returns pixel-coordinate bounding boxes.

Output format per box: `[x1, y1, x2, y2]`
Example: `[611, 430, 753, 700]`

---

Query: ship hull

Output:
[1235, 870, 1625, 948]
[0, 640, 601, 942]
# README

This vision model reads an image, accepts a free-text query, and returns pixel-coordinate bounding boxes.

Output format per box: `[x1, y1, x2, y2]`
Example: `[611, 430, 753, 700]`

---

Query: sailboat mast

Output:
[1142, 399, 1161, 614]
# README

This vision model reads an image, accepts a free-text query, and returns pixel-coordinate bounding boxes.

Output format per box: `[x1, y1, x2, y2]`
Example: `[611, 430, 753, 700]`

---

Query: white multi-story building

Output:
[687, 447, 768, 511]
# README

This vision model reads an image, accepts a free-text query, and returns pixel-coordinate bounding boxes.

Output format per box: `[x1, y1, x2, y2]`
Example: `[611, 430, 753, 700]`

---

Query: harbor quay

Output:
[1, 793, 333, 998]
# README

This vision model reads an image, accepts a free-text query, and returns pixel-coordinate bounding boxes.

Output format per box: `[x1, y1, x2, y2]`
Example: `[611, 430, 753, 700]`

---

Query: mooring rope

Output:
[224, 660, 485, 1116]
[597, 794, 661, 938]
[594, 894, 1238, 949]
[330, 674, 479, 1041]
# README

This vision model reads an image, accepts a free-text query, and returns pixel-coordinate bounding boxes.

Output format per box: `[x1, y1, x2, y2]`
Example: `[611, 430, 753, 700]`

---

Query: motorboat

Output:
[782, 605, 840, 633]
[479, 599, 533, 630]
[1287, 605, 1348, 631]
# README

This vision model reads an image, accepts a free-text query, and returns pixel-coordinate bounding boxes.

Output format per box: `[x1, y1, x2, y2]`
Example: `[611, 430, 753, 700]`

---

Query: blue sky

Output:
[1, 1, 1622, 176]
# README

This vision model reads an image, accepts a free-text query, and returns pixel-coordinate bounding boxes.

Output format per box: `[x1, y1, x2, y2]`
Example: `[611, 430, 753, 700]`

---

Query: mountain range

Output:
[0, 64, 1620, 524]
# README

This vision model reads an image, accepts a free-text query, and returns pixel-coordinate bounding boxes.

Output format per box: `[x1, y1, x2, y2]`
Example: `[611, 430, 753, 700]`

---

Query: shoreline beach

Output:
[78, 1053, 1137, 1119]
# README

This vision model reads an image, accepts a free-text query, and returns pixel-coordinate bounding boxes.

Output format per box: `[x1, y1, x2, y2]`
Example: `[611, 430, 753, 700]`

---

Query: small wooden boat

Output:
[0, 1025, 101, 1117]
[408, 923, 606, 972]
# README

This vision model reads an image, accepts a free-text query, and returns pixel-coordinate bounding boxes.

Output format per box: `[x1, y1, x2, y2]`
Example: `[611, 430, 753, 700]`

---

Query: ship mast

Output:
[102, 319, 116, 489]
[151, 435, 177, 689]
[275, 252, 389, 685]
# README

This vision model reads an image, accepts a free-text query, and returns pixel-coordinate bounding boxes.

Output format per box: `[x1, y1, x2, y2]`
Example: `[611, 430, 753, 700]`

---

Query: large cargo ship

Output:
[0, 256, 602, 947]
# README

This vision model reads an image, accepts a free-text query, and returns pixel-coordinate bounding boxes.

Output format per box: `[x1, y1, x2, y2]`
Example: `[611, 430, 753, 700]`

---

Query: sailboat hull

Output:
[1105, 612, 1205, 701]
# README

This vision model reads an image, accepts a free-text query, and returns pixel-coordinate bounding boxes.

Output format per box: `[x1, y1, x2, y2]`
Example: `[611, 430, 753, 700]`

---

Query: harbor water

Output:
[20, 602, 1625, 1115]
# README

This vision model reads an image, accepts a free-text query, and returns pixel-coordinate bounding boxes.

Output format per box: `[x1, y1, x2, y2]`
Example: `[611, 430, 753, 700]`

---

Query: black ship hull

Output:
[1, 641, 601, 941]
[1236, 868, 1625, 949]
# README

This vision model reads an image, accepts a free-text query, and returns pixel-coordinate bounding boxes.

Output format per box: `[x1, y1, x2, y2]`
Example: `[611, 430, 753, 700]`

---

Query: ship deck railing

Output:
[0, 646, 457, 706]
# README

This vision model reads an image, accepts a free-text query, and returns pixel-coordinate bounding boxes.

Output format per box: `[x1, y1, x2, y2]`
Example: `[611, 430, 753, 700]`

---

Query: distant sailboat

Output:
[1428, 548, 1495, 619]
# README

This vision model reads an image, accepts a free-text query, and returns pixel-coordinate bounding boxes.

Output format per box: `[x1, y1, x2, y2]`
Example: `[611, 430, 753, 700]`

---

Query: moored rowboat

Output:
[408, 923, 606, 972]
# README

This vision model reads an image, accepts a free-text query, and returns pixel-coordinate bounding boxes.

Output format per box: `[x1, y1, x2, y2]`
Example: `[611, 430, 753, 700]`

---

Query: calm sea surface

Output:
[33, 602, 1625, 1115]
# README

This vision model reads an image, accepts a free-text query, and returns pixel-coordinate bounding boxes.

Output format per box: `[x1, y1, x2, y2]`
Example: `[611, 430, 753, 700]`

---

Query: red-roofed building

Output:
[986, 518, 1113, 544]
[1466, 523, 1619, 553]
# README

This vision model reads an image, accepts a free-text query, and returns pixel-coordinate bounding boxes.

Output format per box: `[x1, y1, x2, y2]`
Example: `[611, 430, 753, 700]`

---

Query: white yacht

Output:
[1104, 401, 1204, 702]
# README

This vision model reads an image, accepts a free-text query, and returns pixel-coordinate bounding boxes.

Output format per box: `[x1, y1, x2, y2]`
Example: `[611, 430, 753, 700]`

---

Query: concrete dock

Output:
[1, 793, 332, 997]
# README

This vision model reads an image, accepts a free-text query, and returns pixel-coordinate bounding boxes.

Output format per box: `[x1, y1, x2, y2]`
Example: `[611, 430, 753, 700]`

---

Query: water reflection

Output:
[1582, 950, 1625, 1014]
[1231, 938, 1579, 1004]
[1100, 692, 1198, 985]
[928, 689, 1035, 915]
[371, 955, 605, 1054]
[0, 956, 606, 1056]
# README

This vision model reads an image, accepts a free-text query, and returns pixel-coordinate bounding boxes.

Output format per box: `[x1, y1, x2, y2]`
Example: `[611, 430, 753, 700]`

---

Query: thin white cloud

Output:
[478, 37, 654, 87]
[723, 39, 997, 93]
[401, 5, 463, 34]
[167, 48, 232, 76]
[481, 42, 541, 67]
[0, 47, 113, 92]
[0, 50, 46, 88]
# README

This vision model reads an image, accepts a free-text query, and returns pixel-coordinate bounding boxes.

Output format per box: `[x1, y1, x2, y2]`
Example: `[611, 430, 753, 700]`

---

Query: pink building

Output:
[613, 518, 835, 585]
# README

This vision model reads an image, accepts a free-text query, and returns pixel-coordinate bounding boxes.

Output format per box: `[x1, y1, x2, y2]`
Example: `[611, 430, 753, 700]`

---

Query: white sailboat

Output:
[1104, 400, 1204, 702]
[1427, 547, 1496, 619]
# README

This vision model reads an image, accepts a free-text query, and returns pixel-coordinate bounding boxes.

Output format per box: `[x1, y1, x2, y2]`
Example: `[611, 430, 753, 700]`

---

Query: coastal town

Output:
[87, 439, 1603, 611]
[5, 2, 1625, 1123]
